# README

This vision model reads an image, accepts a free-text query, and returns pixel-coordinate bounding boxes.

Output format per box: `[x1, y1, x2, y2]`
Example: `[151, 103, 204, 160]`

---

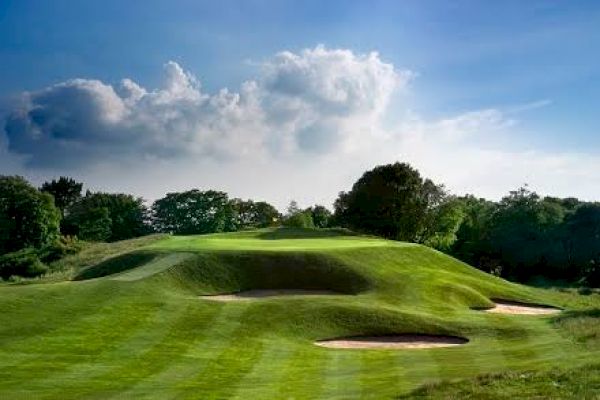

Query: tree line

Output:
[332, 163, 599, 287]
[0, 175, 316, 279]
[1, 163, 599, 287]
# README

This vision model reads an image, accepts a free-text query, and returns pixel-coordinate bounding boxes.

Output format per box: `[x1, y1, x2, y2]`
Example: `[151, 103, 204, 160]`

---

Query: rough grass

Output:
[46, 234, 166, 281]
[400, 363, 600, 399]
[0, 228, 598, 399]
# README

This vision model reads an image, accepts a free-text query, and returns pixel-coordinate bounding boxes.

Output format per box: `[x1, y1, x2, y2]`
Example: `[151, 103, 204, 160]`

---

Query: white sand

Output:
[315, 335, 468, 349]
[200, 289, 339, 301]
[484, 300, 561, 315]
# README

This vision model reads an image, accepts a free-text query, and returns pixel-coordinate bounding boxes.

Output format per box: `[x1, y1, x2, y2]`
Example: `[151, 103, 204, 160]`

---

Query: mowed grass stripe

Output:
[0, 283, 160, 393]
[31, 292, 193, 399]
[43, 301, 222, 399]
[0, 281, 127, 347]
[172, 303, 269, 399]
[320, 349, 364, 399]
[270, 345, 330, 399]
[230, 339, 297, 399]
[115, 303, 251, 399]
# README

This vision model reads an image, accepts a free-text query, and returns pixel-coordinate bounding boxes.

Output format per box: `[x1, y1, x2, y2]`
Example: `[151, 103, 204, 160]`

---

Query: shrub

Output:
[0, 248, 48, 280]
[39, 236, 84, 263]
[283, 211, 315, 229]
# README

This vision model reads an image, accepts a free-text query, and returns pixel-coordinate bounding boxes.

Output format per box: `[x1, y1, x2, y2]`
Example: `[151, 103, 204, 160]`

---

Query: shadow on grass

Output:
[256, 227, 358, 240]
[525, 276, 599, 296]
[169, 251, 373, 295]
[73, 252, 157, 281]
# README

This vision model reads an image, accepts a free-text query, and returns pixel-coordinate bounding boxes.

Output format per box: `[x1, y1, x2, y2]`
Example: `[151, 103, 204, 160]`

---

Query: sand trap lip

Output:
[480, 299, 562, 315]
[200, 289, 340, 301]
[315, 334, 468, 349]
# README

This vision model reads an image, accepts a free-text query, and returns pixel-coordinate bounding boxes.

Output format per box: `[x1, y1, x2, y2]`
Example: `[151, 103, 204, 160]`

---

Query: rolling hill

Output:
[0, 228, 598, 399]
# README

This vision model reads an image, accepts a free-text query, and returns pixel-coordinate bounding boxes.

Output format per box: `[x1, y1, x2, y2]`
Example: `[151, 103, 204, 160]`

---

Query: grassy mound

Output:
[166, 251, 372, 294]
[0, 228, 598, 399]
[73, 251, 158, 280]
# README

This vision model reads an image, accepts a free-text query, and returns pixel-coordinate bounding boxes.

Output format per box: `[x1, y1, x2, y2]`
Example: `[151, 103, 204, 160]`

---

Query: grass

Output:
[0, 228, 598, 399]
[400, 363, 600, 399]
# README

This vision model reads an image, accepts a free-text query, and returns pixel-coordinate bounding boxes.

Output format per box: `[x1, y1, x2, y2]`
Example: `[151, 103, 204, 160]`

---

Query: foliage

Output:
[421, 196, 465, 250]
[449, 195, 496, 266]
[0, 175, 61, 255]
[333, 162, 445, 242]
[152, 189, 237, 234]
[307, 205, 331, 228]
[77, 207, 112, 242]
[0, 248, 48, 279]
[230, 199, 280, 228]
[38, 236, 83, 263]
[282, 201, 315, 228]
[66, 192, 150, 241]
[450, 188, 600, 285]
[40, 177, 83, 217]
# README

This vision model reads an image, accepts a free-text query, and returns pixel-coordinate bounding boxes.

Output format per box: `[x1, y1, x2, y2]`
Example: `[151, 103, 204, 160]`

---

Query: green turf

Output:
[0, 228, 598, 399]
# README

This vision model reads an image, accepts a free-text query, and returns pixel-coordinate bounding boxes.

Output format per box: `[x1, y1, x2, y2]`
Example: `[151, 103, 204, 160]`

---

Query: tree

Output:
[450, 195, 496, 267]
[422, 197, 465, 251]
[283, 201, 314, 228]
[152, 190, 236, 234]
[66, 192, 150, 241]
[77, 207, 112, 242]
[487, 187, 565, 280]
[0, 176, 61, 255]
[333, 162, 445, 241]
[40, 177, 83, 217]
[253, 201, 280, 227]
[564, 203, 600, 285]
[231, 199, 280, 229]
[308, 205, 332, 228]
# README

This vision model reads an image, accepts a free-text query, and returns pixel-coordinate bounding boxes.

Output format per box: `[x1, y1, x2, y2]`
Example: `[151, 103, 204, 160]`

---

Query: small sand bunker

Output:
[315, 335, 468, 349]
[483, 300, 561, 315]
[200, 289, 339, 302]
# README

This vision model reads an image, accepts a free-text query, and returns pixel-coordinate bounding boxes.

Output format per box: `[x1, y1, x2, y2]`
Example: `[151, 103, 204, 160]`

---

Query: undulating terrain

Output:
[1, 229, 598, 399]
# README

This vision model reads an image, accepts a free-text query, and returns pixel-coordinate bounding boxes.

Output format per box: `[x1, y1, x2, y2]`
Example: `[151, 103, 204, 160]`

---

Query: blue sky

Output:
[1, 0, 600, 207]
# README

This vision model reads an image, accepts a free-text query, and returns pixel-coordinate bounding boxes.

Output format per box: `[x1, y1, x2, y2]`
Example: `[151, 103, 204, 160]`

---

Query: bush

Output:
[283, 211, 315, 229]
[580, 260, 600, 288]
[39, 236, 84, 263]
[0, 248, 48, 280]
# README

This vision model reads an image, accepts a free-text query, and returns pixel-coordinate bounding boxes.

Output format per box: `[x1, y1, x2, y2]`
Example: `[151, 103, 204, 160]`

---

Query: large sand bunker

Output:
[200, 289, 339, 302]
[482, 300, 561, 315]
[315, 335, 468, 349]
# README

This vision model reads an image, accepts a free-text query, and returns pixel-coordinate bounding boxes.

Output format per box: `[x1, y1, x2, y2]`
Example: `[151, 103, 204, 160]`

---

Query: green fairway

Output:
[0, 228, 598, 399]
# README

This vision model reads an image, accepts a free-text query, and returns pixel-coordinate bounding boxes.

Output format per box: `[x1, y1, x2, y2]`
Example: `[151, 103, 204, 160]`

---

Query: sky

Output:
[1, 0, 599, 209]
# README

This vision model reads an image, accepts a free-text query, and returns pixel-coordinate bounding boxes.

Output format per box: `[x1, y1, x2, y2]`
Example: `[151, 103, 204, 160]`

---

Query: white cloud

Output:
[3, 45, 409, 167]
[3, 45, 600, 208]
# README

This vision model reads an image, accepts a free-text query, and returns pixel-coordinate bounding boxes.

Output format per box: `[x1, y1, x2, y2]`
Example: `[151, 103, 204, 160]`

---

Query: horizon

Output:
[1, 0, 600, 209]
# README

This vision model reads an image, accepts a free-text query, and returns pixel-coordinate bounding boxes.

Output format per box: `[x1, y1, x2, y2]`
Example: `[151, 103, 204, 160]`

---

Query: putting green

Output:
[0, 228, 597, 399]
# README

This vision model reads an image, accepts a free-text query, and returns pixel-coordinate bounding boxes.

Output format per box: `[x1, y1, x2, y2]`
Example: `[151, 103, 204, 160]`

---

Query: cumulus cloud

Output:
[4, 45, 600, 206]
[3, 45, 409, 167]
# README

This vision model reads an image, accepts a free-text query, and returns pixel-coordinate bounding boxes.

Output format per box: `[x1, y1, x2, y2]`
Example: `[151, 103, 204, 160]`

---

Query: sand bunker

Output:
[482, 300, 561, 315]
[200, 289, 339, 302]
[315, 335, 468, 349]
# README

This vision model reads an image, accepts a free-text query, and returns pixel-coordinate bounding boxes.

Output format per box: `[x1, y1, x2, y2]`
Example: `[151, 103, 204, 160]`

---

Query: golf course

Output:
[1, 228, 598, 399]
